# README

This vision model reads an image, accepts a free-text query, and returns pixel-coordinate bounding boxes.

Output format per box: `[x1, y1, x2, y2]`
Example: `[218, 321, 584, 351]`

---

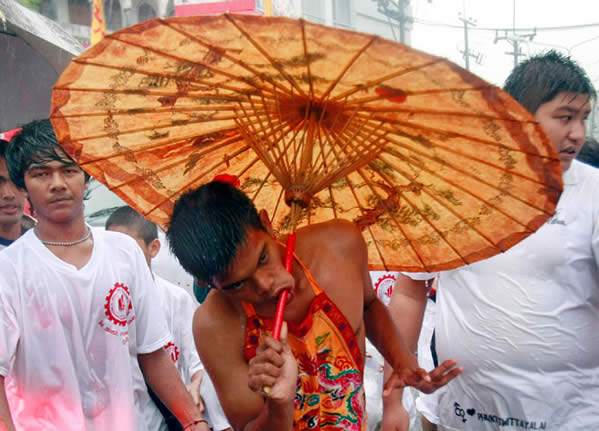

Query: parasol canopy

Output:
[50, 14, 562, 273]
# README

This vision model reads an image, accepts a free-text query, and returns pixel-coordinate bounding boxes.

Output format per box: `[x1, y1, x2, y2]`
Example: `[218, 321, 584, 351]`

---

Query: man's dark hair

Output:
[0, 139, 8, 160]
[503, 50, 596, 114]
[167, 181, 265, 285]
[5, 119, 90, 189]
[105, 205, 158, 245]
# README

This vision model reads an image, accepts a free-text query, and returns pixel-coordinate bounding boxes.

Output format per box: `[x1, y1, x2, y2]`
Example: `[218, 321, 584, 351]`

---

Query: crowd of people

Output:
[0, 49, 596, 431]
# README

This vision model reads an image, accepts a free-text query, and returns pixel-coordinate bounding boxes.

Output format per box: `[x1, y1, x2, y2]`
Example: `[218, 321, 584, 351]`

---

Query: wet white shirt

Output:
[0, 229, 169, 430]
[155, 275, 232, 431]
[156, 275, 203, 383]
[413, 160, 599, 430]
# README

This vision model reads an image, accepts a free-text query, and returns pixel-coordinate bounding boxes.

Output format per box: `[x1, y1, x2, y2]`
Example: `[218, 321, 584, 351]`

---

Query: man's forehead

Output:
[211, 228, 267, 288]
[0, 157, 12, 177]
[553, 92, 592, 110]
[27, 146, 76, 168]
[27, 158, 76, 170]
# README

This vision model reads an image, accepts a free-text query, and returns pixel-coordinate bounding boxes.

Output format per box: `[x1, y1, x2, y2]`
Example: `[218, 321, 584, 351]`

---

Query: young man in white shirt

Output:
[384, 51, 598, 430]
[106, 205, 232, 431]
[0, 119, 208, 431]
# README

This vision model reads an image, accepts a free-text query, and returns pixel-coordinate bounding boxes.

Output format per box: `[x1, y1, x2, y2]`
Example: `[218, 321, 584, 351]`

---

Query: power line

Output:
[411, 17, 599, 32]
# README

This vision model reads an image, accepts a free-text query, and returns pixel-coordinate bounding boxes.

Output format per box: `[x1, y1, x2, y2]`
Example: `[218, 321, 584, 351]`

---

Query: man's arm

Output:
[380, 275, 430, 430]
[348, 226, 460, 392]
[138, 349, 209, 431]
[187, 370, 204, 410]
[0, 377, 15, 431]
[193, 297, 296, 431]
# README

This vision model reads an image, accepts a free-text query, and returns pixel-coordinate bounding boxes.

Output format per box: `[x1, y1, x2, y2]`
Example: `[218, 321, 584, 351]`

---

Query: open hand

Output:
[384, 359, 462, 395]
[381, 404, 410, 431]
[247, 322, 298, 403]
[186, 370, 205, 412]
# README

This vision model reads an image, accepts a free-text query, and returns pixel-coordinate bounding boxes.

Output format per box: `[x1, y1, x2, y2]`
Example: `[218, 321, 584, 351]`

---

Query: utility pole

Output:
[372, 0, 412, 44]
[495, 31, 535, 68]
[458, 13, 478, 70]
[494, 0, 536, 68]
[398, 0, 405, 44]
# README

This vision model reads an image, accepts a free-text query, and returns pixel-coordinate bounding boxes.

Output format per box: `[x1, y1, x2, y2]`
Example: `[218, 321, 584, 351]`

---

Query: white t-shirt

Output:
[412, 160, 599, 430]
[0, 229, 170, 430]
[156, 275, 203, 383]
[366, 271, 434, 431]
[155, 275, 231, 431]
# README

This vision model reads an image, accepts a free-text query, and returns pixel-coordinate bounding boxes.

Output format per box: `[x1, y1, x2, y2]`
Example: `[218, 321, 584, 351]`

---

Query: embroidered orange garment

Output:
[242, 257, 367, 431]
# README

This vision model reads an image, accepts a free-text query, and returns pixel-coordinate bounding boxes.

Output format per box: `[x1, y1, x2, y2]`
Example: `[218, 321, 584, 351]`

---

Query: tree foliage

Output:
[17, 0, 41, 12]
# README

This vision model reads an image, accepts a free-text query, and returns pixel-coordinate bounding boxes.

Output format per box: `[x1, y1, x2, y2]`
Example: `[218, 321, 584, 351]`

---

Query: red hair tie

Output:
[213, 174, 240, 188]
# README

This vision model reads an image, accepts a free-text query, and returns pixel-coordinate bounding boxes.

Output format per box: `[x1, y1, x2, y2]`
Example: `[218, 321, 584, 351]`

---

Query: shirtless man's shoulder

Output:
[294, 219, 368, 332]
[293, 219, 365, 272]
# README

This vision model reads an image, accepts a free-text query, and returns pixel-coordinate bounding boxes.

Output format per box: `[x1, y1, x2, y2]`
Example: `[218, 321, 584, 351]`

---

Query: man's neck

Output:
[34, 216, 88, 244]
[0, 219, 22, 241]
[34, 217, 94, 270]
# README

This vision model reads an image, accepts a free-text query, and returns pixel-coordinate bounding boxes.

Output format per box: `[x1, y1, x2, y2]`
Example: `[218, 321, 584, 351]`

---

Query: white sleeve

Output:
[592, 200, 599, 271]
[130, 246, 170, 354]
[0, 260, 20, 376]
[178, 292, 203, 377]
[400, 271, 437, 281]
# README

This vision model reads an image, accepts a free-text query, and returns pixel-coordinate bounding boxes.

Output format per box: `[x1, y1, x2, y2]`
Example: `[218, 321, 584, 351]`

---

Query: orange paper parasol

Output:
[50, 14, 561, 295]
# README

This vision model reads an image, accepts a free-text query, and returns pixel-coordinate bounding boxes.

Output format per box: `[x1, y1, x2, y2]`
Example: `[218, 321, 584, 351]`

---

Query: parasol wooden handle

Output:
[263, 232, 296, 395]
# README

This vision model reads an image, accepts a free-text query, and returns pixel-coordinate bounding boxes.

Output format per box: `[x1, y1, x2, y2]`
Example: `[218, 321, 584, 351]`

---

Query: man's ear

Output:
[148, 238, 161, 259]
[259, 209, 274, 236]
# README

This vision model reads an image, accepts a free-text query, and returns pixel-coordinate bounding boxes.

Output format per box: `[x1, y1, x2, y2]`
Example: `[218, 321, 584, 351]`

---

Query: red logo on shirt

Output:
[375, 273, 396, 304]
[164, 341, 180, 362]
[104, 283, 133, 326]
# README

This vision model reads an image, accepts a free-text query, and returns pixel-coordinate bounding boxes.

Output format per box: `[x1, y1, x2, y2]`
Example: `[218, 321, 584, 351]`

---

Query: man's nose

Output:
[570, 119, 586, 141]
[0, 183, 16, 200]
[253, 269, 275, 295]
[49, 172, 67, 190]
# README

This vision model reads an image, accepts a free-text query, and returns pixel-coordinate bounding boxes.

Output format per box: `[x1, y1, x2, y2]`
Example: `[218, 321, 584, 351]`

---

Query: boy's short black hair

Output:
[105, 205, 158, 246]
[5, 119, 90, 189]
[167, 181, 265, 285]
[503, 50, 596, 114]
[0, 139, 9, 159]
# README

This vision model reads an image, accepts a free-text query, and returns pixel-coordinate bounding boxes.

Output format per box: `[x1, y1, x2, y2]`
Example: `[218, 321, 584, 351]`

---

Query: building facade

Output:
[37, 0, 413, 46]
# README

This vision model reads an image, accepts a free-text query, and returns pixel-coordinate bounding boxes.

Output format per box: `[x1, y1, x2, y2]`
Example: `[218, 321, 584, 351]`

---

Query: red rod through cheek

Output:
[272, 232, 296, 340]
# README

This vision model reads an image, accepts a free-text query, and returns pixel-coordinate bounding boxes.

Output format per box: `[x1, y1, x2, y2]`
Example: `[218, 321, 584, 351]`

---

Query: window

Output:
[302, 0, 324, 24]
[68, 0, 91, 26]
[138, 3, 156, 22]
[105, 0, 122, 31]
[333, 0, 352, 28]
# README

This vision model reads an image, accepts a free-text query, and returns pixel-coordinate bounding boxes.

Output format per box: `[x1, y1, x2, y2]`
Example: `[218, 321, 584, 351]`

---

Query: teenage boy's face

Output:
[0, 157, 27, 227]
[211, 227, 295, 310]
[23, 152, 86, 224]
[534, 92, 591, 171]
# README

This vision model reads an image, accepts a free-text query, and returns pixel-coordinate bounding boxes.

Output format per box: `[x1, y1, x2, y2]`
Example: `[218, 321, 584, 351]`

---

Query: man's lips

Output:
[49, 197, 72, 204]
[273, 288, 294, 304]
[0, 205, 20, 214]
[559, 149, 578, 160]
